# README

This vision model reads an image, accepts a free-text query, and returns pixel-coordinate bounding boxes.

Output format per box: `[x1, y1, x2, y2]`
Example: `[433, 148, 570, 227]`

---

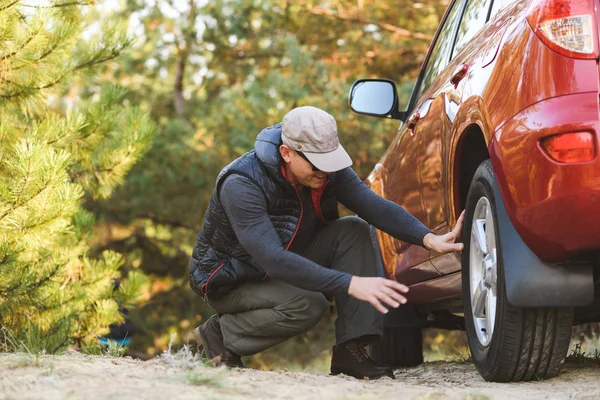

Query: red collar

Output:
[280, 164, 329, 224]
[280, 165, 292, 183]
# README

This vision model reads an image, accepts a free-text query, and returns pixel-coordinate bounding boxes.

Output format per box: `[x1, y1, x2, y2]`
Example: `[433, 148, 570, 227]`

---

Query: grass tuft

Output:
[1, 326, 34, 354]
[160, 334, 208, 368]
[160, 333, 229, 389]
[0, 326, 58, 372]
[565, 342, 600, 368]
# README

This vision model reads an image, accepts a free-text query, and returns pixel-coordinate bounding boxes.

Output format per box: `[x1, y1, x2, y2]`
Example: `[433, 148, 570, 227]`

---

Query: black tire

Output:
[369, 326, 423, 368]
[462, 160, 574, 382]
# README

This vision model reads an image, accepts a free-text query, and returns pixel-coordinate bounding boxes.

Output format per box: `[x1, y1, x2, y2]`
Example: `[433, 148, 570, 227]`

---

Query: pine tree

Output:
[0, 0, 155, 353]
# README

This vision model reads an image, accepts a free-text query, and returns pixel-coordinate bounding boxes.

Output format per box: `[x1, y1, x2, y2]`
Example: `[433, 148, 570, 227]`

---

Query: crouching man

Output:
[189, 106, 464, 380]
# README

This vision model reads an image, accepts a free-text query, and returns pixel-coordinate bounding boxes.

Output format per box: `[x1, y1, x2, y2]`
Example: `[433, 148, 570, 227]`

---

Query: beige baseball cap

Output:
[281, 106, 352, 173]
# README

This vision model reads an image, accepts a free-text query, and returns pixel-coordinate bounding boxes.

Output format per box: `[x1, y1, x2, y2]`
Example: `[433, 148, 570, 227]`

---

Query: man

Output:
[189, 106, 464, 380]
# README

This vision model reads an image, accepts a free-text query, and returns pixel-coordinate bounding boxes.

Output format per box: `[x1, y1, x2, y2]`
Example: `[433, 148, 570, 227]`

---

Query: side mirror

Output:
[348, 79, 407, 121]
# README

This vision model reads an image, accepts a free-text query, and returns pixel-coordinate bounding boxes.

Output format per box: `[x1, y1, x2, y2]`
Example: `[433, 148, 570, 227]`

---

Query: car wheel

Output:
[369, 326, 423, 368]
[462, 159, 574, 382]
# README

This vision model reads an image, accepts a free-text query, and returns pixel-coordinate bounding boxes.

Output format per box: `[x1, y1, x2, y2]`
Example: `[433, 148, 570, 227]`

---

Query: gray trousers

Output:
[209, 216, 383, 356]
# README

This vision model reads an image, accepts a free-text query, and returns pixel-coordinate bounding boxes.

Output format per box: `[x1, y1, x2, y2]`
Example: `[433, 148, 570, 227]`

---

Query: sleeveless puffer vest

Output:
[189, 124, 341, 299]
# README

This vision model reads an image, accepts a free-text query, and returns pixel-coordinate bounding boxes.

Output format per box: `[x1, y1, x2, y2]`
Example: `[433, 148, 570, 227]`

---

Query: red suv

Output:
[349, 0, 600, 382]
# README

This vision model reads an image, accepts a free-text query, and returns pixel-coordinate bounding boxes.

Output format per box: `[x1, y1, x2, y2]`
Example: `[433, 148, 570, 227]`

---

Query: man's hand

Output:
[348, 276, 409, 314]
[423, 210, 465, 253]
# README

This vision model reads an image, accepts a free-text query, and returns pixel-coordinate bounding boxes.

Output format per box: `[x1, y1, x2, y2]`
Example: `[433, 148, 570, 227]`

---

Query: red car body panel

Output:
[365, 0, 600, 304]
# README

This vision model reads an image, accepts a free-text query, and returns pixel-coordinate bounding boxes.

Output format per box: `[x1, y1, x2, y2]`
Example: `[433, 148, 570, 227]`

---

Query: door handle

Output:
[406, 112, 420, 131]
[450, 63, 469, 88]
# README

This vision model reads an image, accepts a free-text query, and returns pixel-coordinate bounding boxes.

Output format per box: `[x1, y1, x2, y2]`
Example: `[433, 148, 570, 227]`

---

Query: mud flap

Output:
[492, 178, 594, 307]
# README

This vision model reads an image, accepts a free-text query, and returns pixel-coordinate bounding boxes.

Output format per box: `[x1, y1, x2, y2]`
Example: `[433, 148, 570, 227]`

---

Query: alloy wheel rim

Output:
[469, 197, 498, 347]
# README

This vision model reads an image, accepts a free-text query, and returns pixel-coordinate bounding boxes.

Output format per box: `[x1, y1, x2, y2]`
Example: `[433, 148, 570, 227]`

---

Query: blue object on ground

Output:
[98, 337, 131, 347]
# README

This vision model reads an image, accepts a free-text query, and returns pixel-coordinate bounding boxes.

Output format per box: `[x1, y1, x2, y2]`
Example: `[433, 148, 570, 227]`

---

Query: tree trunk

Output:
[174, 48, 187, 117]
[173, 0, 197, 117]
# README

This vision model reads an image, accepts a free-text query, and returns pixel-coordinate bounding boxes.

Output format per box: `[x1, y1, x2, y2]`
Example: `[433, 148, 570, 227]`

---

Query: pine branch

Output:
[86, 141, 142, 194]
[36, 280, 105, 314]
[0, 0, 19, 12]
[64, 123, 100, 150]
[0, 261, 61, 297]
[0, 154, 32, 222]
[47, 122, 83, 146]
[19, 1, 94, 9]
[74, 49, 123, 72]
[34, 292, 75, 313]
[0, 29, 38, 61]
[2, 50, 123, 99]
[93, 154, 132, 178]
[11, 40, 62, 72]
[8, 208, 72, 234]
[0, 172, 52, 223]
[0, 252, 55, 296]
[0, 89, 24, 99]
[0, 73, 67, 98]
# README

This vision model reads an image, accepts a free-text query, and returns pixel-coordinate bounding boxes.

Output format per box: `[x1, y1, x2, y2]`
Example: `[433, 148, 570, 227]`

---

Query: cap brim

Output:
[303, 145, 353, 173]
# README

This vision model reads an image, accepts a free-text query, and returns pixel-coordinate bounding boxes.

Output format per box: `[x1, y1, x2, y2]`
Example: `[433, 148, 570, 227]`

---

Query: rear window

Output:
[415, 0, 465, 100]
[452, 0, 494, 58]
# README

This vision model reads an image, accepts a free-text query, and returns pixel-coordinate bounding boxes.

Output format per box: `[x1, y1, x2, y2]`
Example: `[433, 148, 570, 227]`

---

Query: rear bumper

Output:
[490, 92, 600, 262]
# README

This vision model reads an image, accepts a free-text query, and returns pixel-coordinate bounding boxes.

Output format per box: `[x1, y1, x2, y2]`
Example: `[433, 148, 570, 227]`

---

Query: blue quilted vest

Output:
[189, 124, 340, 299]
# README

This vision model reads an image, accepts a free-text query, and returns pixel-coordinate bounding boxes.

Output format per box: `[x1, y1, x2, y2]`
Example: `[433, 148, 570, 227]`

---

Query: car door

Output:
[376, 0, 467, 285]
[423, 0, 496, 275]
[377, 119, 436, 285]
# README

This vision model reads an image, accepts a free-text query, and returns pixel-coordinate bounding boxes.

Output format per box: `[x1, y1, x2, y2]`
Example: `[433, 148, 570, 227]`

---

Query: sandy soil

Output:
[1, 352, 599, 400]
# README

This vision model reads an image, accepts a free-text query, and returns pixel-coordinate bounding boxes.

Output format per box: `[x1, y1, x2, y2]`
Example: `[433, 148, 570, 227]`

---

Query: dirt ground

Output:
[1, 352, 599, 400]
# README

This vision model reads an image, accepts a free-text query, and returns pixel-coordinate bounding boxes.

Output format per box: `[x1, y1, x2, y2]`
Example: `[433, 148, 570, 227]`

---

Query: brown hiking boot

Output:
[193, 314, 245, 368]
[330, 340, 394, 380]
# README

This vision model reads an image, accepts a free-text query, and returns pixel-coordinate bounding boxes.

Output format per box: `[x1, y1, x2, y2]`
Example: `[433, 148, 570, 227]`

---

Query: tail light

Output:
[540, 132, 596, 163]
[527, 0, 598, 59]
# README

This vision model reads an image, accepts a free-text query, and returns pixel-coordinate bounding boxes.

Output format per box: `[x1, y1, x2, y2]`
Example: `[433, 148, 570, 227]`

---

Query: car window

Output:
[415, 0, 465, 101]
[452, 0, 493, 58]
[489, 0, 517, 20]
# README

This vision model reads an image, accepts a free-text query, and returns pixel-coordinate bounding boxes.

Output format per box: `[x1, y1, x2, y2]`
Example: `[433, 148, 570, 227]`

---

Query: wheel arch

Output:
[451, 123, 490, 218]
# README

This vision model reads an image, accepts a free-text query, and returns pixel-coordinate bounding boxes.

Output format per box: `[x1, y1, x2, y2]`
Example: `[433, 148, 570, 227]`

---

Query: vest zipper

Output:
[262, 183, 304, 281]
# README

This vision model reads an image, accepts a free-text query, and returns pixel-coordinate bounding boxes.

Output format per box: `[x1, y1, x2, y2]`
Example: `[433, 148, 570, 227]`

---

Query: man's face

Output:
[280, 145, 329, 189]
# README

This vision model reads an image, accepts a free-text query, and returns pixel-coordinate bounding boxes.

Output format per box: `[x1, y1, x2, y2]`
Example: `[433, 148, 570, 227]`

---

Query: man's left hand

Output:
[423, 210, 465, 254]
